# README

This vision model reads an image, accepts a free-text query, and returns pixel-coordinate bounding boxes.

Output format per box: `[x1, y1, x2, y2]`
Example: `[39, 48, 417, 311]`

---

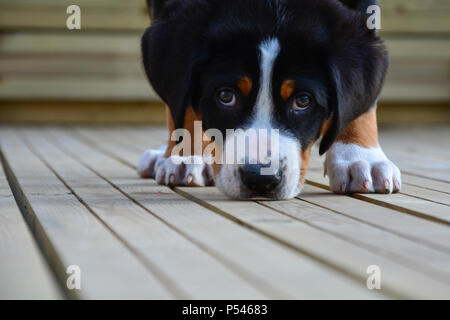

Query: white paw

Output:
[324, 142, 401, 194]
[155, 156, 215, 187]
[137, 147, 166, 178]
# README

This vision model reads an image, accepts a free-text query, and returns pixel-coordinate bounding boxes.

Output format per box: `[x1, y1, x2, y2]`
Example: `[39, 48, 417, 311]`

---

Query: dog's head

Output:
[142, 0, 388, 199]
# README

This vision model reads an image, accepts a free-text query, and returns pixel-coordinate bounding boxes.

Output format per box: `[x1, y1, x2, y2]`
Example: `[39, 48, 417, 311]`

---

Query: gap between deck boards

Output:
[67, 126, 450, 298]
[1, 126, 449, 299]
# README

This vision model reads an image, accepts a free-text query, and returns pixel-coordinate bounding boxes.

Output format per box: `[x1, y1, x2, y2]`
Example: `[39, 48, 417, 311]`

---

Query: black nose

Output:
[239, 164, 282, 194]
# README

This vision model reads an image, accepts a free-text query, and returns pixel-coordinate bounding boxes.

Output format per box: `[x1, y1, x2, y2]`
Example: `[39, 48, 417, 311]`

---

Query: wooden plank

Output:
[401, 175, 450, 195]
[73, 127, 155, 166]
[298, 184, 450, 253]
[74, 126, 450, 299]
[0, 0, 448, 33]
[384, 38, 450, 59]
[0, 159, 61, 299]
[259, 194, 450, 279]
[381, 38, 450, 102]
[381, 68, 450, 102]
[0, 56, 144, 78]
[78, 126, 168, 153]
[0, 0, 149, 31]
[177, 187, 450, 299]
[0, 33, 142, 55]
[0, 11, 147, 32]
[377, 151, 450, 183]
[51, 127, 379, 299]
[307, 171, 450, 225]
[377, 103, 450, 125]
[398, 184, 450, 206]
[380, 126, 450, 162]
[378, 127, 450, 180]
[0, 0, 145, 7]
[0, 101, 166, 124]
[24, 128, 268, 299]
[0, 128, 172, 299]
[380, 0, 450, 34]
[0, 78, 158, 101]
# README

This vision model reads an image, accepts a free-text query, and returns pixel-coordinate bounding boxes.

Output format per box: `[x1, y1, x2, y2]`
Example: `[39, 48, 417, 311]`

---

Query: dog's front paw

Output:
[324, 143, 401, 194]
[155, 156, 215, 187]
[137, 147, 167, 178]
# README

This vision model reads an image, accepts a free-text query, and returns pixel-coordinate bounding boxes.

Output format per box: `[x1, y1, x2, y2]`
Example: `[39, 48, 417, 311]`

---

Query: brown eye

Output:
[293, 93, 313, 111]
[217, 89, 236, 107]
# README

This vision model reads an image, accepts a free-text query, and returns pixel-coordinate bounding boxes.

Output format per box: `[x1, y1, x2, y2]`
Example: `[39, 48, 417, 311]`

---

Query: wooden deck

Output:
[0, 125, 449, 299]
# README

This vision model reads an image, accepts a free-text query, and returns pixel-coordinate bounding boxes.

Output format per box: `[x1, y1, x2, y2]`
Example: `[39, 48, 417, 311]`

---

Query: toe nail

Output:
[384, 180, 390, 193]
[393, 179, 401, 192]
[363, 180, 370, 190]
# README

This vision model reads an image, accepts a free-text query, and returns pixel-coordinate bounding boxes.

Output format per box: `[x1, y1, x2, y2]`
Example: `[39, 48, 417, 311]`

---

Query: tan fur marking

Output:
[237, 77, 252, 97]
[320, 117, 333, 138]
[164, 106, 207, 158]
[280, 80, 295, 101]
[165, 106, 222, 181]
[337, 108, 379, 148]
[163, 106, 177, 158]
[300, 142, 314, 186]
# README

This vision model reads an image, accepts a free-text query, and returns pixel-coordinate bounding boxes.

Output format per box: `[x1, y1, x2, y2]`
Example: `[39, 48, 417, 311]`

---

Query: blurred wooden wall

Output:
[0, 0, 449, 124]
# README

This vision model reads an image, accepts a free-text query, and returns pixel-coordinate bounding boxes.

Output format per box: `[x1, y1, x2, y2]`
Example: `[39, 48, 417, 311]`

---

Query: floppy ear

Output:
[141, 1, 210, 131]
[319, 1, 388, 155]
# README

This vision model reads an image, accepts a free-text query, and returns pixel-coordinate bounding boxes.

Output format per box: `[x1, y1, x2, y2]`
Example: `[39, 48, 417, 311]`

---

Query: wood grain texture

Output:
[30, 128, 267, 299]
[0, 0, 448, 33]
[307, 171, 450, 225]
[259, 194, 450, 280]
[2, 125, 450, 299]
[0, 128, 172, 299]
[299, 184, 450, 253]
[0, 0, 149, 31]
[76, 126, 450, 299]
[66, 127, 378, 299]
[177, 186, 450, 299]
[0, 101, 166, 124]
[380, 0, 450, 34]
[0, 159, 61, 299]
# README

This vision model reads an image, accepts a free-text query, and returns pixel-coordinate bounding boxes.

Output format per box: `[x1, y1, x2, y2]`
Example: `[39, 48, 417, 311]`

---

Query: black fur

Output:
[341, 0, 379, 11]
[142, 0, 388, 154]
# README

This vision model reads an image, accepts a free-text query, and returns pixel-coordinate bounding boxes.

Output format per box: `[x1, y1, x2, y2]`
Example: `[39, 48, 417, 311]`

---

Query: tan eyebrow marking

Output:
[237, 77, 252, 97]
[280, 80, 295, 100]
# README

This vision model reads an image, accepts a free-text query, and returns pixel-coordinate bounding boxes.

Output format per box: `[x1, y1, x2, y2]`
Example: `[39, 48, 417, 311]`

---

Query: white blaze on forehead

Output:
[252, 38, 280, 129]
[216, 37, 302, 200]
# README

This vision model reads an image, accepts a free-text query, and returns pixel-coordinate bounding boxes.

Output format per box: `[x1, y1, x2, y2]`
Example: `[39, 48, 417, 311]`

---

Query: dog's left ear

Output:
[142, 1, 211, 131]
[319, 0, 388, 155]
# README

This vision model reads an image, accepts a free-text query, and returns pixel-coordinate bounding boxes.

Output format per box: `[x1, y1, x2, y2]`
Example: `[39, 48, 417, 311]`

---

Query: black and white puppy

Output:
[138, 0, 401, 200]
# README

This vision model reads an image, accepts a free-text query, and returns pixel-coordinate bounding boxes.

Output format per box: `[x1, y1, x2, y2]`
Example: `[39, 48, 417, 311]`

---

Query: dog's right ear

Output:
[142, 1, 211, 131]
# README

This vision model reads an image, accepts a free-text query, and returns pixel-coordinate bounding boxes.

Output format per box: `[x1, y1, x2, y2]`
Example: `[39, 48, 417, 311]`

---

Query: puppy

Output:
[138, 0, 401, 200]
